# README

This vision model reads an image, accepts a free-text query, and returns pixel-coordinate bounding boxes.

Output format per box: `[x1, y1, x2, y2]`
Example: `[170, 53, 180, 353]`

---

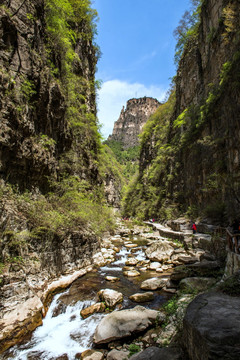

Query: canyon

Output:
[0, 0, 240, 359]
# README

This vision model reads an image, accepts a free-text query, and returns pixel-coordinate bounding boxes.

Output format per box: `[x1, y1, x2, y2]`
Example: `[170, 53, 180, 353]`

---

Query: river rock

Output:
[175, 255, 198, 264]
[183, 292, 240, 359]
[94, 306, 165, 344]
[81, 350, 104, 360]
[145, 241, 175, 262]
[129, 346, 182, 360]
[98, 289, 123, 309]
[105, 276, 120, 282]
[188, 259, 220, 273]
[123, 270, 140, 277]
[129, 292, 154, 303]
[125, 244, 138, 248]
[92, 252, 106, 267]
[179, 277, 217, 293]
[149, 262, 161, 270]
[80, 302, 106, 319]
[126, 257, 138, 266]
[107, 349, 129, 360]
[140, 277, 168, 290]
[170, 265, 191, 282]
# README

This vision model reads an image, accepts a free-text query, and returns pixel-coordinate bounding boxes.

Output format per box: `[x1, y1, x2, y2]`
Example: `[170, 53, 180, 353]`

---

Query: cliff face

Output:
[108, 97, 160, 149]
[0, 0, 99, 191]
[124, 0, 240, 223]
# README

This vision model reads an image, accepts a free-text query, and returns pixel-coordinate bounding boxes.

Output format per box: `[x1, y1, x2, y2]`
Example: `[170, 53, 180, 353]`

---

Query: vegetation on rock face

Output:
[122, 0, 240, 224]
[104, 140, 140, 180]
[0, 0, 125, 272]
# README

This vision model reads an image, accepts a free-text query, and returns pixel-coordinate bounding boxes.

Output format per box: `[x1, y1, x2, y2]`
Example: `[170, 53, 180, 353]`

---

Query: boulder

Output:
[183, 292, 240, 359]
[145, 241, 175, 262]
[179, 277, 217, 293]
[81, 350, 104, 360]
[149, 262, 161, 270]
[175, 255, 198, 264]
[94, 306, 165, 344]
[129, 346, 182, 360]
[80, 302, 106, 319]
[170, 266, 191, 282]
[126, 257, 139, 266]
[140, 277, 168, 290]
[123, 270, 140, 277]
[129, 292, 154, 303]
[107, 349, 129, 360]
[97, 289, 123, 309]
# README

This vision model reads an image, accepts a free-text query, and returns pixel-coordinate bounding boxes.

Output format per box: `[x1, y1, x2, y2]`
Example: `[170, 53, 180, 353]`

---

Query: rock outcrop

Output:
[183, 291, 240, 359]
[108, 97, 161, 149]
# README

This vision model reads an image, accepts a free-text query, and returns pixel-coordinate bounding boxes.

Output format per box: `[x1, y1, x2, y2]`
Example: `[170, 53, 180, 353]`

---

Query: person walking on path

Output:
[192, 222, 197, 234]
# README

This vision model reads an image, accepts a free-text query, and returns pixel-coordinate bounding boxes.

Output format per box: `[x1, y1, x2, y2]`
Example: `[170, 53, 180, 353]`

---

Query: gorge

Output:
[0, 0, 240, 359]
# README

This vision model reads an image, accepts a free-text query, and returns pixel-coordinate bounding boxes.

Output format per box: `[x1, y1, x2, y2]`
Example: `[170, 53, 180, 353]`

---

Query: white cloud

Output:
[97, 79, 167, 140]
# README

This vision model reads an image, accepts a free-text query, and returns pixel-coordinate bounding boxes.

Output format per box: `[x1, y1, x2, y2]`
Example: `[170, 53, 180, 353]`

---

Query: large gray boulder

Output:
[129, 346, 182, 360]
[183, 292, 240, 359]
[145, 241, 175, 262]
[94, 306, 165, 344]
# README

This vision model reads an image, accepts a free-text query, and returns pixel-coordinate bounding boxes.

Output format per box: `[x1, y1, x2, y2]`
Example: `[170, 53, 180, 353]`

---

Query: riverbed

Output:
[4, 233, 173, 360]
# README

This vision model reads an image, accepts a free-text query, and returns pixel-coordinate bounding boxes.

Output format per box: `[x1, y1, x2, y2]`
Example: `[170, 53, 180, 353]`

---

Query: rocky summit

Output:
[108, 97, 161, 149]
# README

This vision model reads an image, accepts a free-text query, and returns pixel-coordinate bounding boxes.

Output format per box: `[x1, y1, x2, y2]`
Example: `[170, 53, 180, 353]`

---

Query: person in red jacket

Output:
[192, 222, 197, 234]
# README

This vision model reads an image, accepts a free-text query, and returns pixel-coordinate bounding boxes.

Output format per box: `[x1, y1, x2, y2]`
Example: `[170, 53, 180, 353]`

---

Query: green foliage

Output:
[218, 274, 240, 296]
[128, 344, 141, 357]
[173, 0, 202, 65]
[162, 296, 178, 316]
[20, 78, 37, 103]
[103, 140, 140, 180]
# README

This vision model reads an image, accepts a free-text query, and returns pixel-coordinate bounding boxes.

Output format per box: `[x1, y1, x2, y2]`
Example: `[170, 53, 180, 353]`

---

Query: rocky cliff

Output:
[124, 0, 240, 224]
[108, 97, 161, 149]
[0, 0, 122, 352]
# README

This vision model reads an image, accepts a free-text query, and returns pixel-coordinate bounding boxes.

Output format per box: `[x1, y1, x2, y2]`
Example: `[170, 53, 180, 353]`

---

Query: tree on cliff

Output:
[174, 0, 202, 65]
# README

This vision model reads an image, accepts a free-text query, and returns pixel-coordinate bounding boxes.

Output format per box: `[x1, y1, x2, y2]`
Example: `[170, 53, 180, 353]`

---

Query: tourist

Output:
[192, 222, 197, 234]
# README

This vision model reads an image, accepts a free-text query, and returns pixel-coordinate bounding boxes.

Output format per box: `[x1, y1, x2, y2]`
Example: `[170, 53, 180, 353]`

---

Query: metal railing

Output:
[226, 229, 240, 254]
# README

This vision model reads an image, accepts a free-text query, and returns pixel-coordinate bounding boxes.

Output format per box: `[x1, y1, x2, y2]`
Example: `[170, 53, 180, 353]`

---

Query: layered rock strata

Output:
[108, 97, 161, 149]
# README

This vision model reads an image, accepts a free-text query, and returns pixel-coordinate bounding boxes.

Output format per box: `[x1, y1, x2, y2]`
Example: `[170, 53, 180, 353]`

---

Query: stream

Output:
[4, 235, 173, 360]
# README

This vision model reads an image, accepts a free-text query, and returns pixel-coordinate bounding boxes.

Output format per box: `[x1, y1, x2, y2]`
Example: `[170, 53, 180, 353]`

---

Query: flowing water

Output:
[4, 236, 172, 360]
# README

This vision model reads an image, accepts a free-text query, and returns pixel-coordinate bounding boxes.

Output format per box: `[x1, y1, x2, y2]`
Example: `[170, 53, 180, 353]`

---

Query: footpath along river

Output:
[3, 226, 174, 360]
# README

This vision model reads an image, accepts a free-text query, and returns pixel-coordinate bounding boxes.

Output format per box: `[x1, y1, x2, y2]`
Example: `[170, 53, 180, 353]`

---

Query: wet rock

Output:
[162, 287, 177, 294]
[129, 346, 182, 360]
[80, 302, 106, 319]
[107, 349, 129, 360]
[140, 277, 168, 290]
[139, 267, 148, 271]
[125, 244, 138, 249]
[125, 258, 138, 266]
[81, 350, 104, 360]
[129, 292, 154, 303]
[123, 270, 140, 277]
[149, 262, 161, 270]
[98, 289, 123, 309]
[145, 241, 175, 262]
[179, 277, 217, 293]
[94, 306, 165, 344]
[93, 252, 106, 267]
[105, 276, 120, 282]
[183, 292, 240, 360]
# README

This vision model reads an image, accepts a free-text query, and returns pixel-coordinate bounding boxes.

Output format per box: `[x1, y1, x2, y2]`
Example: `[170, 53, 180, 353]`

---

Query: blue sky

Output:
[93, 0, 191, 139]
